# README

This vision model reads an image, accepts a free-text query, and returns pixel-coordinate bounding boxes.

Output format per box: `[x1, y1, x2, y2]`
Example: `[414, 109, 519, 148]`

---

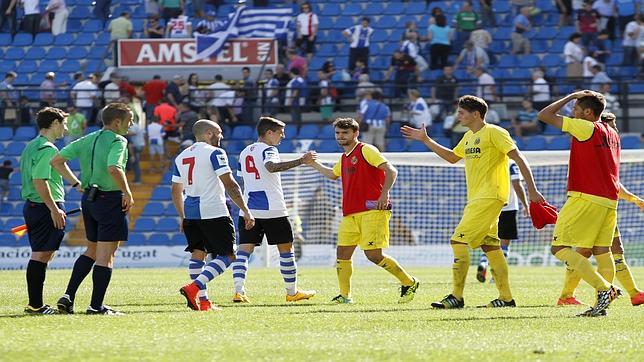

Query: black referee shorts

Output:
[238, 216, 294, 246]
[183, 216, 236, 257]
[82, 190, 128, 242]
[498, 210, 518, 240]
[23, 201, 65, 252]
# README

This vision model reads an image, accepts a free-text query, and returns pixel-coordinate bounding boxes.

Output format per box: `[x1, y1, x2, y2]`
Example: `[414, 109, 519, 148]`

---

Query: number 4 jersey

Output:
[237, 142, 288, 218]
[172, 142, 232, 219]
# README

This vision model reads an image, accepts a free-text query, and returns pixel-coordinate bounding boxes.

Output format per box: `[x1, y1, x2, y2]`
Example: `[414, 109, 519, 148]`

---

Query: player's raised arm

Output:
[507, 149, 544, 203]
[619, 183, 644, 210]
[310, 161, 339, 180]
[400, 123, 461, 164]
[219, 172, 255, 230]
[538, 90, 592, 129]
[265, 151, 317, 173]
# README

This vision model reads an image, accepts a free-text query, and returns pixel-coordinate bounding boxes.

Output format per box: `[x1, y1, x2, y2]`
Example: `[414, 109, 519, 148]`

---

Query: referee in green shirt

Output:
[51, 103, 134, 315]
[21, 107, 82, 315]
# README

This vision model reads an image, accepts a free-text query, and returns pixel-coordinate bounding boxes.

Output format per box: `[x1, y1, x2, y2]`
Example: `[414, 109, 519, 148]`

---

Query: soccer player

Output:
[401, 95, 544, 308]
[20, 107, 80, 314]
[557, 112, 644, 307]
[52, 103, 134, 315]
[230, 117, 317, 303]
[538, 90, 621, 317]
[310, 118, 419, 304]
[175, 120, 255, 311]
[477, 160, 529, 283]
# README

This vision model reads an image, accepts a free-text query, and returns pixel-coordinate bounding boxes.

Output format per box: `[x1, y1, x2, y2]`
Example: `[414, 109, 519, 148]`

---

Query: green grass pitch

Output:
[0, 266, 642, 361]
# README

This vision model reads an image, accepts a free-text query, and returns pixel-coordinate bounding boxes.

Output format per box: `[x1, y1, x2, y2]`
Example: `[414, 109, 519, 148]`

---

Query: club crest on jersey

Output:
[474, 138, 481, 145]
[351, 156, 358, 165]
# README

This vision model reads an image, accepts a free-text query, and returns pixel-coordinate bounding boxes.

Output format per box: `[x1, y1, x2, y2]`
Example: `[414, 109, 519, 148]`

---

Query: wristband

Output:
[72, 182, 79, 188]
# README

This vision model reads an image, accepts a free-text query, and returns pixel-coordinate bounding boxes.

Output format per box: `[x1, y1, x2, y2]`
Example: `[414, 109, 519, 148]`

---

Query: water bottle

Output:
[366, 200, 392, 210]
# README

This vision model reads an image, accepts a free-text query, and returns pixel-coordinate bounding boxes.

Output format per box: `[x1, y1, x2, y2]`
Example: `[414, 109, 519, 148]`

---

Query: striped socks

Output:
[189, 259, 208, 301]
[195, 256, 232, 289]
[280, 252, 297, 296]
[232, 250, 251, 295]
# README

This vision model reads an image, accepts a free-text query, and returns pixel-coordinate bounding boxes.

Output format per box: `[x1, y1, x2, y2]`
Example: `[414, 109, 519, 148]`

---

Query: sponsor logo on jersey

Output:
[351, 156, 358, 165]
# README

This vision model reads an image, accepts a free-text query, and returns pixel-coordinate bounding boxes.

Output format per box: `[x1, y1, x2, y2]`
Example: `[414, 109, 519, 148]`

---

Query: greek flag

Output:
[196, 6, 292, 59]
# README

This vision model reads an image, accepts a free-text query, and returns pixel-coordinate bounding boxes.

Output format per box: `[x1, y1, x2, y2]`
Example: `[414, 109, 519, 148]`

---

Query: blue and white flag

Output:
[196, 6, 292, 60]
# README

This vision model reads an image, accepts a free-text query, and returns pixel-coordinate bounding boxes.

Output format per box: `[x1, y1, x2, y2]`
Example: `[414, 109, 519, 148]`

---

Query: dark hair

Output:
[435, 14, 447, 27]
[101, 103, 132, 126]
[5, 72, 16, 79]
[265, 68, 274, 74]
[214, 74, 223, 81]
[333, 117, 359, 132]
[242, 67, 250, 72]
[600, 112, 616, 123]
[257, 116, 286, 136]
[569, 32, 582, 41]
[372, 91, 383, 100]
[431, 7, 442, 16]
[361, 17, 370, 23]
[576, 92, 606, 118]
[36, 107, 67, 130]
[188, 73, 198, 85]
[3, 160, 11, 166]
[153, 74, 161, 80]
[291, 68, 300, 76]
[458, 95, 488, 119]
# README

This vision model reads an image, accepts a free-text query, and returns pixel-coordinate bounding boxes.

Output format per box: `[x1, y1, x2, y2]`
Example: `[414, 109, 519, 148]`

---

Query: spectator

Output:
[428, 6, 444, 25]
[577, 1, 601, 49]
[593, 0, 617, 40]
[187, 73, 206, 113]
[285, 68, 305, 125]
[530, 70, 550, 111]
[286, 48, 308, 79]
[470, 24, 492, 51]
[427, 14, 452, 70]
[195, 10, 222, 34]
[295, 2, 318, 61]
[401, 32, 428, 73]
[93, 0, 111, 24]
[241, 67, 257, 124]
[70, 72, 84, 89]
[262, 69, 279, 115]
[623, 14, 644, 65]
[165, 75, 185, 107]
[318, 72, 334, 121]
[616, 0, 637, 34]
[154, 98, 179, 149]
[18, 96, 32, 125]
[39, 72, 57, 107]
[385, 50, 417, 98]
[590, 64, 612, 89]
[511, 99, 540, 137]
[207, 74, 231, 108]
[351, 59, 365, 81]
[127, 120, 145, 185]
[64, 105, 87, 145]
[407, 89, 431, 128]
[0, 160, 13, 204]
[343, 17, 374, 72]
[147, 120, 166, 172]
[358, 91, 390, 151]
[452, 1, 480, 51]
[144, 15, 164, 38]
[274, 64, 290, 109]
[0, 71, 17, 125]
[0, 0, 18, 34]
[212, 89, 237, 124]
[404, 21, 420, 40]
[192, 0, 205, 19]
[510, 0, 533, 15]
[166, 11, 191, 38]
[564, 32, 584, 77]
[109, 12, 133, 42]
[176, 100, 198, 141]
[356, 73, 382, 102]
[583, 51, 600, 77]
[159, 0, 184, 23]
[512, 6, 532, 55]
[145, 0, 160, 17]
[600, 83, 620, 113]
[46, 0, 68, 36]
[557, 0, 574, 26]
[474, 67, 496, 103]
[431, 66, 459, 120]
[480, 0, 496, 27]
[71, 73, 99, 121]
[142, 75, 166, 120]
[103, 73, 122, 105]
[21, 0, 41, 36]
[119, 75, 136, 99]
[454, 40, 490, 73]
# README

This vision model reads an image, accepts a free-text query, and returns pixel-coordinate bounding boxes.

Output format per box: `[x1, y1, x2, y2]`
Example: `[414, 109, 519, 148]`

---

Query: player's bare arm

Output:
[50, 156, 83, 193]
[400, 123, 461, 164]
[171, 182, 185, 232]
[265, 151, 318, 173]
[619, 183, 644, 210]
[220, 172, 255, 229]
[377, 162, 397, 210]
[538, 90, 591, 129]
[108, 165, 134, 213]
[507, 149, 544, 203]
[512, 179, 530, 217]
[33, 179, 66, 230]
[310, 161, 339, 180]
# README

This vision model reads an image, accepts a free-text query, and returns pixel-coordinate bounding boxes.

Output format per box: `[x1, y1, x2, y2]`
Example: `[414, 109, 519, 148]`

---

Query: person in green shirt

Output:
[64, 105, 87, 145]
[453, 1, 481, 51]
[20, 107, 82, 315]
[51, 103, 134, 315]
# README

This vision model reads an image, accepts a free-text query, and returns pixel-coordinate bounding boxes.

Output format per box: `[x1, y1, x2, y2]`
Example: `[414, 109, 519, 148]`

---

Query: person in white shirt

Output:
[46, 0, 69, 35]
[207, 74, 231, 106]
[582, 53, 599, 77]
[590, 64, 613, 90]
[474, 67, 496, 103]
[407, 89, 432, 128]
[166, 13, 192, 38]
[531, 70, 550, 110]
[622, 15, 644, 65]
[175, 120, 255, 312]
[343, 17, 374, 71]
[22, 0, 41, 35]
[229, 117, 317, 303]
[146, 120, 165, 172]
[103, 73, 121, 105]
[401, 32, 428, 73]
[600, 83, 620, 113]
[71, 74, 99, 120]
[564, 33, 584, 77]
[295, 2, 318, 60]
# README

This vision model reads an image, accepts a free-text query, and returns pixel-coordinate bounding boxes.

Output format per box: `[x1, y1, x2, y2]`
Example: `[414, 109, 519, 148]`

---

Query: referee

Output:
[51, 103, 134, 315]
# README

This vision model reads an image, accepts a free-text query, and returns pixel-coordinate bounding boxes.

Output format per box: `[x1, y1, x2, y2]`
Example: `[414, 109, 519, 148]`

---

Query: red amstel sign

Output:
[117, 38, 277, 68]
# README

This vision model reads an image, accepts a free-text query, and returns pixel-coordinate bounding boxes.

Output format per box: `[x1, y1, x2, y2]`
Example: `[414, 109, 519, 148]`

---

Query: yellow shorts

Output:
[552, 195, 617, 249]
[451, 199, 504, 249]
[338, 210, 391, 250]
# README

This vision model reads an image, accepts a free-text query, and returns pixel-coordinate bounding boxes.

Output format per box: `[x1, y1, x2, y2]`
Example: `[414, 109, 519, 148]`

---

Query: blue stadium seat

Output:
[142, 202, 165, 216]
[334, 17, 354, 30]
[546, 136, 571, 150]
[226, 140, 247, 153]
[386, 138, 407, 152]
[277, 140, 294, 153]
[557, 26, 576, 39]
[0, 144, 5, 155]
[298, 124, 320, 138]
[383, 2, 405, 15]
[155, 217, 179, 232]
[407, 141, 430, 152]
[628, 83, 644, 93]
[230, 125, 254, 139]
[0, 127, 13, 141]
[8, 188, 21, 201]
[59, 60, 81, 72]
[0, 33, 11, 46]
[319, 124, 335, 139]
[519, 55, 540, 68]
[512, 68, 532, 79]
[343, 3, 363, 16]
[54, 33, 75, 46]
[0, 60, 14, 73]
[321, 3, 340, 16]
[33, 33, 54, 46]
[4, 217, 24, 228]
[12, 33, 32, 46]
[67, 47, 89, 59]
[542, 124, 563, 135]
[70, 6, 92, 19]
[170, 233, 187, 245]
[133, 217, 156, 232]
[148, 233, 170, 244]
[74, 33, 95, 46]
[83, 19, 104, 32]
[5, 48, 25, 60]
[165, 204, 178, 216]
[489, 41, 509, 54]
[406, 2, 426, 14]
[524, 136, 547, 150]
[0, 203, 14, 216]
[541, 55, 563, 68]
[535, 27, 557, 40]
[316, 140, 341, 152]
[66, 189, 82, 201]
[364, 3, 385, 16]
[95, 33, 111, 46]
[88, 46, 109, 59]
[498, 55, 519, 68]
[284, 124, 298, 138]
[0, 233, 18, 245]
[46, 46, 67, 60]
[621, 135, 641, 149]
[127, 232, 148, 245]
[38, 61, 59, 73]
[150, 187, 172, 200]
[24, 47, 46, 60]
[15, 127, 37, 141]
[17, 61, 37, 73]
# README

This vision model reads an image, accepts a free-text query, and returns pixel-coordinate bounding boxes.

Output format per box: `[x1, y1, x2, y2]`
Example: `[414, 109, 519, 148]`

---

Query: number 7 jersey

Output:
[237, 142, 288, 218]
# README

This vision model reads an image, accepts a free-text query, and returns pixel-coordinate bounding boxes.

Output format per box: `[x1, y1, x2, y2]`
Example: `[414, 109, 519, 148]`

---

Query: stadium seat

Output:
[17, 61, 37, 73]
[95, 33, 111, 46]
[542, 124, 563, 136]
[386, 138, 407, 152]
[277, 140, 295, 153]
[88, 46, 109, 59]
[319, 124, 335, 139]
[334, 17, 354, 30]
[0, 233, 18, 245]
[59, 60, 81, 72]
[519, 55, 540, 68]
[498, 55, 519, 68]
[165, 204, 178, 216]
[316, 140, 341, 152]
[134, 218, 156, 232]
[4, 217, 24, 229]
[5, 48, 25, 60]
[38, 61, 59, 73]
[284, 124, 298, 138]
[321, 3, 340, 16]
[74, 34, 95, 46]
[621, 135, 641, 149]
[557, 26, 576, 39]
[407, 141, 430, 152]
[150, 187, 172, 200]
[33, 33, 54, 46]
[170, 233, 187, 245]
[0, 33, 11, 46]
[142, 202, 165, 216]
[67, 47, 89, 59]
[70, 6, 91, 19]
[155, 218, 179, 232]
[15, 126, 37, 141]
[148, 233, 171, 244]
[343, 3, 363, 16]
[0, 127, 12, 141]
[546, 136, 571, 150]
[83, 19, 104, 32]
[364, 3, 385, 16]
[524, 136, 547, 150]
[54, 33, 75, 46]
[406, 2, 426, 14]
[0, 203, 14, 216]
[0, 60, 15, 73]
[127, 232, 148, 245]
[24, 47, 46, 60]
[383, 2, 405, 15]
[45, 46, 67, 60]
[230, 125, 254, 139]
[227, 140, 247, 154]
[12, 33, 32, 46]
[66, 189, 82, 201]
[298, 124, 320, 138]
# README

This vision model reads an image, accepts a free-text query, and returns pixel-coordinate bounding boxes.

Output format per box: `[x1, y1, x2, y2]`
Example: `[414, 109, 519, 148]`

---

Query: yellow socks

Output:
[486, 249, 513, 301]
[560, 267, 582, 299]
[614, 254, 641, 297]
[554, 248, 610, 292]
[377, 255, 414, 286]
[595, 252, 615, 284]
[336, 259, 353, 298]
[451, 243, 470, 300]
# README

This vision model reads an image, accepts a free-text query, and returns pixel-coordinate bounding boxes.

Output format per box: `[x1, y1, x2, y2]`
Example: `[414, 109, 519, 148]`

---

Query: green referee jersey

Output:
[20, 135, 65, 203]
[59, 129, 129, 191]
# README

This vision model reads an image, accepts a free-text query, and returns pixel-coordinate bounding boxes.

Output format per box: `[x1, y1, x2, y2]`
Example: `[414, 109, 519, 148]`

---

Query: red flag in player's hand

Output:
[529, 201, 558, 229]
